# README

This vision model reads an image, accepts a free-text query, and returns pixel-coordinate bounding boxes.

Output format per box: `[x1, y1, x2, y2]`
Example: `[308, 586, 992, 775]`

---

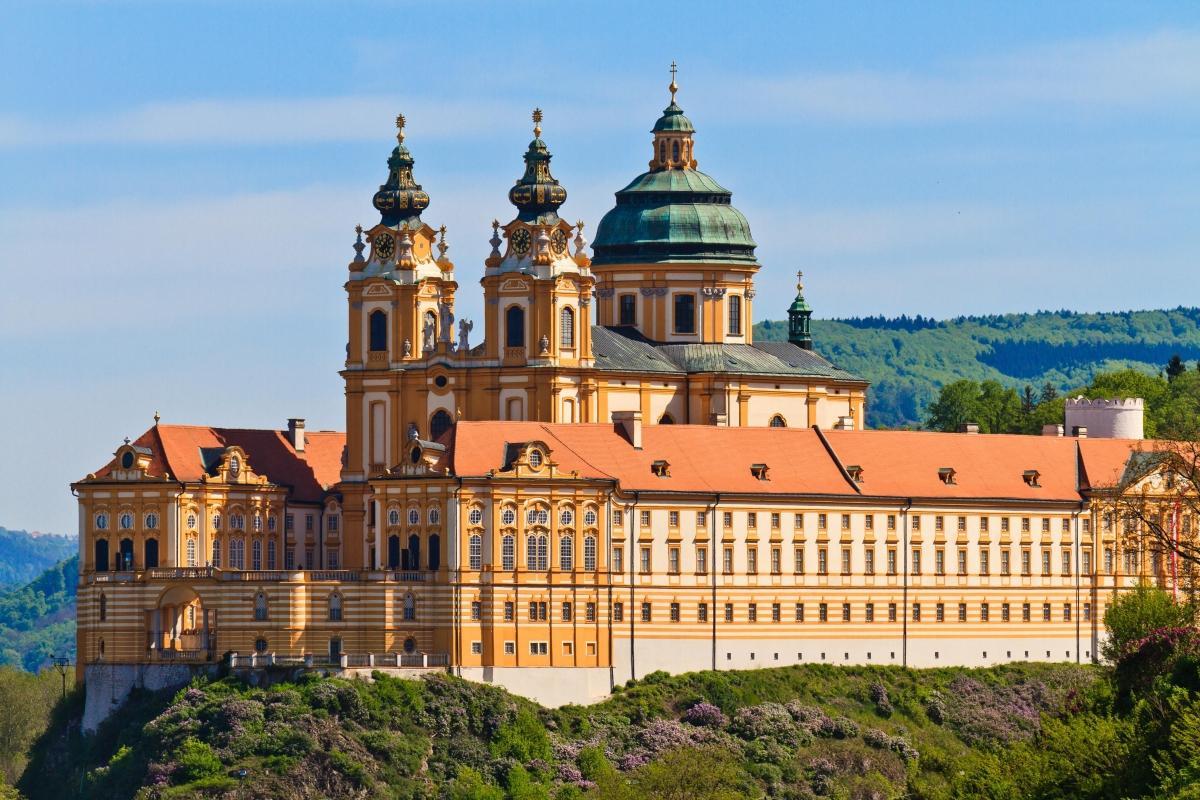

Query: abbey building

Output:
[73, 80, 1170, 722]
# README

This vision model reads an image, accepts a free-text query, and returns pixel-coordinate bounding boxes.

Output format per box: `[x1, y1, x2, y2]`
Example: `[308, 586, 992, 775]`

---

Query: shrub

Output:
[925, 693, 947, 725]
[1103, 584, 1195, 663]
[731, 703, 805, 746]
[174, 737, 222, 783]
[869, 681, 893, 716]
[682, 701, 727, 728]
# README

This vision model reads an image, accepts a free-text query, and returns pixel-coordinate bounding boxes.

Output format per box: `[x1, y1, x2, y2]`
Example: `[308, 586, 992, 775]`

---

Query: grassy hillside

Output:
[0, 529, 75, 590]
[755, 307, 1200, 428]
[19, 662, 1099, 800]
[0, 557, 77, 672]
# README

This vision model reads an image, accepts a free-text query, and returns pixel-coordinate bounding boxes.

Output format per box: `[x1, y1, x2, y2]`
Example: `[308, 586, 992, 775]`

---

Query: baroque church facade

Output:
[73, 80, 1160, 720]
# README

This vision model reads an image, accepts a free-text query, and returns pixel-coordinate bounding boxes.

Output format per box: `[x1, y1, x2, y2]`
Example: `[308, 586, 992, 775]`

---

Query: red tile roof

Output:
[93, 424, 345, 503]
[1078, 438, 1165, 490]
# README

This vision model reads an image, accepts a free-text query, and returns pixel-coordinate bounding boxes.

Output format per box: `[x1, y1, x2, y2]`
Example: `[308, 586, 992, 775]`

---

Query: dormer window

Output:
[938, 467, 957, 485]
[1023, 470, 1041, 487]
[528, 448, 544, 469]
[651, 460, 671, 478]
[410, 446, 421, 464]
[751, 463, 770, 481]
[229, 456, 240, 477]
[120, 451, 134, 469]
[846, 465, 864, 483]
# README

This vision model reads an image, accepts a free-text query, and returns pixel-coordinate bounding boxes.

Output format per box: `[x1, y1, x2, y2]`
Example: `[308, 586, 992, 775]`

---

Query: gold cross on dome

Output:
[669, 60, 678, 102]
[532, 107, 543, 138]
[395, 113, 406, 143]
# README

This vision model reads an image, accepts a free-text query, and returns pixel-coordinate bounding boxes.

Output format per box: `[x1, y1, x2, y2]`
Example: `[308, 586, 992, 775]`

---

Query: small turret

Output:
[372, 114, 431, 228]
[788, 271, 813, 350]
[508, 108, 568, 224]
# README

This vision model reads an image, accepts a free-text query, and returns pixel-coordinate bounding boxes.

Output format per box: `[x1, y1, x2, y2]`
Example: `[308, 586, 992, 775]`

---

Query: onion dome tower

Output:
[787, 271, 814, 350]
[590, 65, 759, 344]
[481, 110, 594, 369]
[372, 114, 431, 228]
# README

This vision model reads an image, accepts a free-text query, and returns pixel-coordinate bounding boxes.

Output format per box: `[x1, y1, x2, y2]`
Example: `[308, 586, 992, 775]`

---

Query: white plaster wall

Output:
[460, 666, 612, 707]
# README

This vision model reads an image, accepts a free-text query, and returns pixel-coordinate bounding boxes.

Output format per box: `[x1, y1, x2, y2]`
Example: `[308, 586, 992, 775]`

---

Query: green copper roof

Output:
[789, 292, 811, 313]
[652, 101, 694, 133]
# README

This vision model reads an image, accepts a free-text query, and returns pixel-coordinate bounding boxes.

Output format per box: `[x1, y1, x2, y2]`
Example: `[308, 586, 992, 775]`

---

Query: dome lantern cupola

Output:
[508, 108, 568, 224]
[649, 62, 698, 171]
[372, 114, 431, 228]
[788, 271, 814, 350]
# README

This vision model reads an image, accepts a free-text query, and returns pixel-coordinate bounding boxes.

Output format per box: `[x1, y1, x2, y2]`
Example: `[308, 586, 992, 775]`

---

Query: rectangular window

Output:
[980, 550, 990, 576]
[504, 601, 514, 621]
[668, 546, 680, 574]
[1061, 550, 1071, 576]
[958, 603, 967, 622]
[613, 602, 623, 622]
[1084, 602, 1092, 621]
[818, 513, 828, 530]
[1043, 518, 1051, 533]
[613, 509, 624, 526]
[864, 550, 875, 575]
[936, 603, 945, 622]
[586, 602, 596, 622]
[819, 603, 828, 622]
[612, 546, 623, 573]
[286, 514, 294, 532]
[1002, 603, 1011, 622]
[1022, 550, 1032, 575]
[641, 602, 651, 622]
[697, 510, 707, 527]
[795, 513, 805, 530]
[865, 603, 875, 622]
[306, 514, 314, 531]
[913, 515, 922, 531]
[935, 549, 945, 575]
[748, 512, 758, 528]
[723, 512, 733, 528]
[771, 512, 781, 529]
[673, 293, 696, 334]
[865, 514, 875, 531]
[1064, 602, 1072, 621]
[1043, 603, 1051, 621]
[981, 603, 990, 621]
[794, 547, 805, 574]
[668, 511, 680, 527]
[746, 547, 758, 574]
[724, 603, 734, 622]
[1042, 551, 1051, 576]
[1022, 603, 1031, 622]
[887, 514, 896, 531]
[529, 642, 548, 656]
[1001, 551, 1011, 576]
[841, 602, 851, 622]
[795, 602, 805, 622]
[471, 601, 482, 621]
[771, 602, 781, 622]
[887, 548, 897, 575]
[957, 549, 967, 575]
[841, 514, 851, 531]
[981, 516, 990, 533]
[640, 510, 651, 527]
[640, 546, 651, 573]
[698, 602, 708, 622]
[912, 549, 922, 575]
[818, 548, 828, 575]
[696, 546, 708, 574]
[670, 602, 680, 622]
[723, 547, 733, 574]
[936, 515, 944, 532]
[958, 516, 967, 532]
[888, 602, 897, 622]
[728, 294, 742, 335]
[619, 294, 636, 326]
[748, 603, 757, 622]
[1082, 549, 1092, 574]
[562, 602, 572, 621]
[1022, 517, 1031, 533]
[471, 642, 482, 655]
[771, 547, 781, 574]
[841, 547, 851, 575]
[1105, 548, 1114, 573]
[504, 641, 515, 655]
[912, 603, 921, 622]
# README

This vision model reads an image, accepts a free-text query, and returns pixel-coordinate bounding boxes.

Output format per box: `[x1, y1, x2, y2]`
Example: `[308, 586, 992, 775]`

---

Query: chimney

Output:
[287, 418, 306, 452]
[1042, 424, 1064, 437]
[958, 422, 980, 434]
[834, 415, 855, 430]
[1072, 425, 1088, 439]
[612, 410, 643, 450]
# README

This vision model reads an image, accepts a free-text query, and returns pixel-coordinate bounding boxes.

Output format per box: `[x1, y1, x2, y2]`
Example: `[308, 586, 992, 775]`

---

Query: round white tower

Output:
[1064, 397, 1144, 439]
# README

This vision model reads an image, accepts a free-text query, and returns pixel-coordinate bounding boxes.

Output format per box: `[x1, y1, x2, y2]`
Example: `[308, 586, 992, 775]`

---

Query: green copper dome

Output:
[652, 101, 694, 133]
[592, 160, 757, 265]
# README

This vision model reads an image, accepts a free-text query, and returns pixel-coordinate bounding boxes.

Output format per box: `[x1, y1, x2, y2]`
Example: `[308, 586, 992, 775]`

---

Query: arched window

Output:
[252, 539, 262, 570]
[527, 534, 548, 570]
[424, 310, 437, 344]
[468, 534, 483, 570]
[387, 535, 401, 569]
[267, 539, 276, 570]
[407, 534, 420, 571]
[403, 593, 416, 621]
[659, 413, 674, 424]
[584, 536, 597, 571]
[427, 534, 441, 571]
[560, 306, 575, 347]
[212, 539, 221, 568]
[769, 414, 787, 428]
[254, 592, 268, 621]
[328, 593, 343, 622]
[118, 538, 134, 571]
[559, 536, 574, 571]
[430, 409, 453, 442]
[186, 538, 197, 567]
[230, 538, 245, 570]
[728, 294, 742, 335]
[144, 538, 159, 569]
[659, 142, 666, 163]
[94, 539, 109, 572]
[502, 535, 515, 571]
[99, 593, 107, 621]
[255, 638, 268, 654]
[672, 140, 680, 162]
[369, 310, 388, 352]
[505, 306, 525, 348]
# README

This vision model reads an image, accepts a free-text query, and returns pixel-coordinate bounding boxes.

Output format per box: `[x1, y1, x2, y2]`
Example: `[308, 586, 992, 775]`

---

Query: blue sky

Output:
[2, 1, 1199, 535]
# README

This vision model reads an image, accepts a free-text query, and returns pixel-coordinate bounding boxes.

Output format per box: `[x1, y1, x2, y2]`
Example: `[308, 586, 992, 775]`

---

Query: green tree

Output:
[1167, 354, 1186, 380]
[926, 380, 982, 432]
[975, 380, 1023, 433]
[491, 709, 551, 763]
[1102, 584, 1195, 663]
[504, 764, 549, 800]
[446, 766, 505, 800]
[629, 747, 752, 800]
[0, 669, 58, 784]
[174, 737, 223, 783]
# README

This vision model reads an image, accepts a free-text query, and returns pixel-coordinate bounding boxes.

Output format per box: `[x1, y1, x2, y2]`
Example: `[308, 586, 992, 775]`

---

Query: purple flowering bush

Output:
[682, 701, 728, 727]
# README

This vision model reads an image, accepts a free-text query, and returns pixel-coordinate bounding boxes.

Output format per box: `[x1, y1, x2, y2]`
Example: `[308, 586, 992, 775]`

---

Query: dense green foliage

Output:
[0, 668, 65, 788]
[1101, 584, 1196, 664]
[0, 557, 77, 672]
[923, 367, 1200, 437]
[0, 529, 75, 590]
[755, 307, 1200, 428]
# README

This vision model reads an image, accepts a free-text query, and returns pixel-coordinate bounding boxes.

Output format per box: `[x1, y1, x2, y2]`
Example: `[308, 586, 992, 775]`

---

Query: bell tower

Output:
[480, 109, 594, 382]
[787, 271, 814, 350]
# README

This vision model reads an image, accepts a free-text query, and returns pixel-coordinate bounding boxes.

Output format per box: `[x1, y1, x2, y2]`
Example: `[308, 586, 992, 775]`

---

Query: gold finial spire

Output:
[437, 224, 448, 256]
[395, 113, 406, 144]
[355, 223, 363, 236]
[532, 107, 543, 138]
[153, 410, 161, 425]
[669, 60, 678, 103]
[797, 270, 804, 292]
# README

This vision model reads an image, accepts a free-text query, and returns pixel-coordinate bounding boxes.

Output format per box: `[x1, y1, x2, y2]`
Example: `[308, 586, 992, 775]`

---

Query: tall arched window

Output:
[144, 538, 159, 569]
[267, 539, 276, 570]
[230, 538, 245, 570]
[427, 534, 441, 571]
[212, 539, 221, 568]
[186, 538, 197, 567]
[505, 306, 525, 348]
[388, 535, 401, 569]
[672, 140, 680, 162]
[502, 535, 515, 571]
[368, 310, 388, 352]
[728, 295, 742, 335]
[659, 142, 666, 162]
[94, 539, 109, 572]
[468, 534, 482, 570]
[430, 409, 453, 442]
[584, 536, 598, 571]
[254, 592, 268, 621]
[560, 306, 575, 347]
[99, 593, 107, 621]
[407, 534, 420, 571]
[769, 414, 787, 428]
[527, 534, 548, 571]
[328, 593, 343, 621]
[118, 538, 134, 571]
[252, 539, 262, 570]
[559, 536, 574, 571]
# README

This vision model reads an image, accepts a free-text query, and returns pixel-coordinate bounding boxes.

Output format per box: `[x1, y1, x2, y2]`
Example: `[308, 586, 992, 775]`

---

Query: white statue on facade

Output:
[422, 315, 435, 352]
[458, 318, 473, 352]
[438, 302, 455, 342]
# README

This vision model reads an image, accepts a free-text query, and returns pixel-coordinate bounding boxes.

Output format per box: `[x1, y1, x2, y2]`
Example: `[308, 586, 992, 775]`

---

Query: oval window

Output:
[120, 451, 134, 469]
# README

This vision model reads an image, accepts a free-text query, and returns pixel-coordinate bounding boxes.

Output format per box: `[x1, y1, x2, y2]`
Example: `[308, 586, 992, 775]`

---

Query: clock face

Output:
[550, 228, 569, 255]
[511, 227, 531, 256]
[374, 232, 396, 260]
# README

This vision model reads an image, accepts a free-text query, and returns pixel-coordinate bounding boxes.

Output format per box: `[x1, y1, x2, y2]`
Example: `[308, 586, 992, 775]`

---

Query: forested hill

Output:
[0, 556, 77, 672]
[0, 528, 76, 589]
[755, 307, 1200, 428]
